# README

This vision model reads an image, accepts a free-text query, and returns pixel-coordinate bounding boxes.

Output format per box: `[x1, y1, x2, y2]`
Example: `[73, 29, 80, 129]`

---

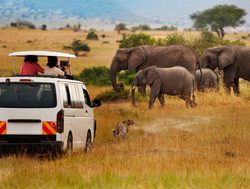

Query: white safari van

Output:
[0, 51, 101, 154]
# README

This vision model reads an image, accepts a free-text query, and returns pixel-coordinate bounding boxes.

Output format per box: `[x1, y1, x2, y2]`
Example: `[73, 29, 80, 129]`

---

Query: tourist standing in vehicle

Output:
[44, 56, 65, 77]
[60, 60, 74, 79]
[20, 55, 44, 75]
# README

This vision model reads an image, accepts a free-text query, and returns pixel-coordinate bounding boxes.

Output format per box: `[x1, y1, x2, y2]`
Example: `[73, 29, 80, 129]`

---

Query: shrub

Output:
[222, 39, 246, 46]
[96, 89, 130, 102]
[41, 24, 47, 31]
[190, 30, 221, 56]
[119, 33, 155, 48]
[78, 66, 110, 86]
[77, 67, 136, 86]
[118, 71, 136, 85]
[10, 20, 36, 29]
[115, 23, 127, 32]
[156, 25, 178, 31]
[86, 31, 98, 40]
[157, 33, 188, 46]
[190, 30, 245, 56]
[130, 24, 151, 32]
[63, 39, 91, 56]
[241, 36, 247, 40]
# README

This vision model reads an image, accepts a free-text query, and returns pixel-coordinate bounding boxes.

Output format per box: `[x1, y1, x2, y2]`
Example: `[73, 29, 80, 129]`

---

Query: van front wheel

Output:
[84, 131, 92, 153]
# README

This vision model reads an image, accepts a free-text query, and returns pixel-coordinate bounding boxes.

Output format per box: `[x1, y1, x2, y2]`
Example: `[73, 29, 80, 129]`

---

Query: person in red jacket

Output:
[20, 55, 44, 75]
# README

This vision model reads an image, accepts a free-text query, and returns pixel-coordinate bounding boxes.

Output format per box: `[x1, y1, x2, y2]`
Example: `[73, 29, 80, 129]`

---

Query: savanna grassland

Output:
[0, 28, 250, 189]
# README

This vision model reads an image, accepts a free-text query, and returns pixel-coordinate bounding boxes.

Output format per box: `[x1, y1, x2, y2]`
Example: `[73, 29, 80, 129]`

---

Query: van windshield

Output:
[0, 82, 56, 108]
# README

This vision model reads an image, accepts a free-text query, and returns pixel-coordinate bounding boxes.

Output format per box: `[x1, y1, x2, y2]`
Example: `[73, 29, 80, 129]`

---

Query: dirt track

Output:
[136, 116, 212, 134]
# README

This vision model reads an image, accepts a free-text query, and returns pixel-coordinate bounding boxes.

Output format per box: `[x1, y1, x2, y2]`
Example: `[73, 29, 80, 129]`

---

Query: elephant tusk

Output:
[132, 86, 136, 90]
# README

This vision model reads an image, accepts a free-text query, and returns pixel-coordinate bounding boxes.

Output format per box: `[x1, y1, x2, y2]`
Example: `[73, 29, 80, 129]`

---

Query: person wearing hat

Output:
[20, 55, 44, 75]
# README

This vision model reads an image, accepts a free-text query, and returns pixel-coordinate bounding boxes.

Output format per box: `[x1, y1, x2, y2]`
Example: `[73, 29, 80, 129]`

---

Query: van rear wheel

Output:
[66, 133, 73, 155]
[84, 131, 92, 153]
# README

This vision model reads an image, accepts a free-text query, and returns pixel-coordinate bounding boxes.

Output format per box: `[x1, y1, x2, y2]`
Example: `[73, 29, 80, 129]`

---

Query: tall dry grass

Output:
[0, 28, 250, 188]
[1, 87, 250, 188]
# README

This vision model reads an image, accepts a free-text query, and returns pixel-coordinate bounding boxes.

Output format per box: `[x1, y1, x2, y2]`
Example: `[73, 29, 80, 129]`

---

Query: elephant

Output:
[110, 45, 201, 91]
[195, 68, 219, 92]
[131, 66, 197, 109]
[200, 45, 250, 95]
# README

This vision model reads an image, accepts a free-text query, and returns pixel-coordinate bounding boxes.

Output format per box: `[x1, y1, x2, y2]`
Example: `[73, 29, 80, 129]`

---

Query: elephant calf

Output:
[131, 66, 197, 108]
[195, 68, 219, 92]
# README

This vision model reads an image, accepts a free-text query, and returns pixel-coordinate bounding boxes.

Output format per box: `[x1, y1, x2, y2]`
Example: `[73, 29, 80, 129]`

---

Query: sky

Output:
[120, 0, 250, 28]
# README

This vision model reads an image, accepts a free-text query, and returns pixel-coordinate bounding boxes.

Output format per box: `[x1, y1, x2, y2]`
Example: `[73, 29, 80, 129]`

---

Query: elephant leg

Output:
[223, 77, 232, 94]
[223, 66, 237, 95]
[149, 92, 157, 109]
[233, 77, 240, 96]
[149, 79, 161, 109]
[158, 93, 165, 107]
[191, 94, 197, 107]
[178, 95, 191, 108]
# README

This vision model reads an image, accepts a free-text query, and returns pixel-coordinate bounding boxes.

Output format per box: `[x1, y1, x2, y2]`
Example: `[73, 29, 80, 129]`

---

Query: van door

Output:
[0, 82, 57, 135]
[74, 84, 92, 148]
[59, 83, 75, 147]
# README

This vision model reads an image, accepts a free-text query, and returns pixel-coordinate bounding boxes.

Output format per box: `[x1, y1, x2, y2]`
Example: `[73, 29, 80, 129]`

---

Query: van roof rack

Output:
[9, 51, 76, 58]
[8, 51, 75, 75]
[11, 74, 65, 79]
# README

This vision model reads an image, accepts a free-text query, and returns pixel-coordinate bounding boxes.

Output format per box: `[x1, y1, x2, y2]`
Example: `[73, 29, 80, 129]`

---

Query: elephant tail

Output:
[196, 55, 203, 87]
[192, 77, 197, 107]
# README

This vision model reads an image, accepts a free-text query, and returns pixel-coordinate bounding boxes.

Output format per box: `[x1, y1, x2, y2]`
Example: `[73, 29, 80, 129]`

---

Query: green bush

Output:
[190, 30, 245, 56]
[157, 33, 188, 46]
[118, 71, 136, 85]
[119, 30, 245, 57]
[63, 39, 91, 56]
[241, 36, 248, 40]
[221, 39, 246, 46]
[156, 25, 178, 31]
[11, 20, 36, 29]
[77, 67, 136, 86]
[119, 33, 155, 48]
[115, 23, 128, 32]
[86, 31, 98, 40]
[96, 89, 130, 102]
[78, 66, 111, 86]
[190, 30, 221, 56]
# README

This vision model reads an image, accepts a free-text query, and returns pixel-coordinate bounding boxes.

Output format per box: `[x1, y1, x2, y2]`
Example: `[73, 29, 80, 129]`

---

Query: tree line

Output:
[6, 4, 247, 40]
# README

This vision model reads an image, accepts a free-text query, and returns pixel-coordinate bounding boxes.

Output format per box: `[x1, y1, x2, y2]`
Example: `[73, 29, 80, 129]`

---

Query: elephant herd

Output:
[110, 45, 250, 108]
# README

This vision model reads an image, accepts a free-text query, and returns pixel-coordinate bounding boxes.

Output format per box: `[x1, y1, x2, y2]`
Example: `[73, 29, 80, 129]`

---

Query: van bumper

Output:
[0, 135, 63, 153]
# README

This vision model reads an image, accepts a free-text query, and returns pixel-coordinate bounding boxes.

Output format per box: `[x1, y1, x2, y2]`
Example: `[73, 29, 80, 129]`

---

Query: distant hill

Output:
[0, 0, 139, 29]
[0, 0, 249, 30]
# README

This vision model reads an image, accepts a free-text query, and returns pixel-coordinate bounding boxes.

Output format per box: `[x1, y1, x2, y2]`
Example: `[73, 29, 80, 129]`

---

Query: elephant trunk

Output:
[110, 62, 124, 92]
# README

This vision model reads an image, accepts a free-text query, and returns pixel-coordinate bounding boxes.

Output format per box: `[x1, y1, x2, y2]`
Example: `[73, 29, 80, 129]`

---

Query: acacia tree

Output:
[115, 23, 127, 34]
[64, 39, 91, 56]
[190, 4, 246, 39]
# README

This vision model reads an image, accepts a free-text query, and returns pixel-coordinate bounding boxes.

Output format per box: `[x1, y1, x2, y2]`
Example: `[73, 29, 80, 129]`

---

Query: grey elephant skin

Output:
[195, 68, 219, 91]
[200, 45, 250, 95]
[110, 45, 201, 91]
[131, 66, 197, 109]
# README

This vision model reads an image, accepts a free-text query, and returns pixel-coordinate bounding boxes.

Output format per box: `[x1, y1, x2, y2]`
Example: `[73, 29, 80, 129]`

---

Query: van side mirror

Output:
[92, 99, 101, 108]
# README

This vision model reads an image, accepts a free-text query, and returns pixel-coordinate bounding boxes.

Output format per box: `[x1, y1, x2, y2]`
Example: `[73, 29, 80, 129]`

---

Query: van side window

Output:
[75, 85, 83, 109]
[83, 89, 91, 107]
[65, 85, 72, 108]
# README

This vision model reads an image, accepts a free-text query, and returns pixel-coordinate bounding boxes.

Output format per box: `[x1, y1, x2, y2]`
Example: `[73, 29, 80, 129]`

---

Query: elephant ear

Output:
[128, 47, 146, 72]
[144, 66, 158, 85]
[218, 46, 235, 70]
